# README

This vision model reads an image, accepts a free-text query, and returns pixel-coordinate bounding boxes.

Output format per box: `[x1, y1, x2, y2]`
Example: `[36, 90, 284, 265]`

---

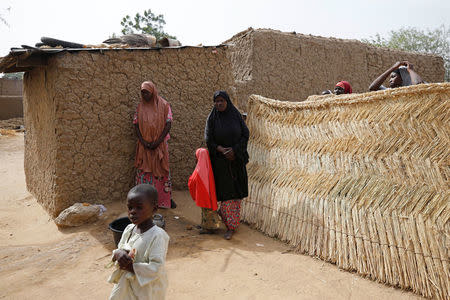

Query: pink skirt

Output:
[135, 169, 172, 208]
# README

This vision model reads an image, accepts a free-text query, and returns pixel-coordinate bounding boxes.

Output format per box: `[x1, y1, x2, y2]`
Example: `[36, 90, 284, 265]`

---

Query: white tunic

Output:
[108, 224, 169, 300]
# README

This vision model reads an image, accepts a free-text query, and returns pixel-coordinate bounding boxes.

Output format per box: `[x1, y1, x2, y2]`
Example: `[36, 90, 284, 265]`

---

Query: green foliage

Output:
[362, 25, 450, 81]
[120, 9, 176, 40]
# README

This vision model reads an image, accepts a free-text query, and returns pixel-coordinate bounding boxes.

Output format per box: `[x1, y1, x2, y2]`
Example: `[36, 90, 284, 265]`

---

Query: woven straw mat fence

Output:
[242, 83, 449, 299]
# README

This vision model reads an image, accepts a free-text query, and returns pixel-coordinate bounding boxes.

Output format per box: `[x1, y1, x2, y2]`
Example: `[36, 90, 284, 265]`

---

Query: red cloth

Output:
[188, 148, 218, 210]
[335, 81, 352, 94]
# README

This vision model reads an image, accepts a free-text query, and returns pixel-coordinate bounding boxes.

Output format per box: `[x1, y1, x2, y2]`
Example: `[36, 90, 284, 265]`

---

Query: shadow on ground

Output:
[57, 190, 292, 260]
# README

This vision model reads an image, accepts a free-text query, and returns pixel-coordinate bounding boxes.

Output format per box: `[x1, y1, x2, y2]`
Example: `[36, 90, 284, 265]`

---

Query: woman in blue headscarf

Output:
[205, 91, 249, 240]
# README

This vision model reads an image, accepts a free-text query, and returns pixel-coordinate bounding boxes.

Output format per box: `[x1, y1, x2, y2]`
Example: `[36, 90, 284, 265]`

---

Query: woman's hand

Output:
[223, 148, 235, 161]
[217, 145, 226, 153]
[143, 140, 160, 150]
[140, 139, 151, 149]
[217, 146, 235, 160]
[405, 61, 414, 70]
[392, 61, 407, 70]
[147, 141, 159, 150]
[147, 121, 170, 151]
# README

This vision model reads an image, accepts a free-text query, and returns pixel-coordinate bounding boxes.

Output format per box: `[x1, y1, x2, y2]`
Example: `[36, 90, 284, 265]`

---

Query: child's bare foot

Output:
[224, 230, 234, 240]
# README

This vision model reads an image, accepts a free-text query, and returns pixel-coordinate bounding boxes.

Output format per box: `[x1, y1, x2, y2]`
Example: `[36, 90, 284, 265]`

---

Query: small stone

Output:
[54, 203, 102, 227]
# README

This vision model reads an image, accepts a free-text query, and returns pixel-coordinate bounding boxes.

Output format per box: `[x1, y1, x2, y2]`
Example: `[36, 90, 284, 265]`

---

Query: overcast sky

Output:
[0, 0, 449, 55]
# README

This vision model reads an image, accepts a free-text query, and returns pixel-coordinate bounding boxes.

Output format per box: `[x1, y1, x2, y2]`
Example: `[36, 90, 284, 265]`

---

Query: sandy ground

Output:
[0, 134, 421, 300]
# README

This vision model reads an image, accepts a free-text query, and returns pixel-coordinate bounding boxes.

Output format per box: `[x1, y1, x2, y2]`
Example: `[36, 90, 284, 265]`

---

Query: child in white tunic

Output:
[108, 184, 170, 300]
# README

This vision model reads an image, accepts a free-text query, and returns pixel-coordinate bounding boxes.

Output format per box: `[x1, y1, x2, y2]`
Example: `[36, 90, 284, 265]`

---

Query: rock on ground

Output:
[54, 203, 103, 227]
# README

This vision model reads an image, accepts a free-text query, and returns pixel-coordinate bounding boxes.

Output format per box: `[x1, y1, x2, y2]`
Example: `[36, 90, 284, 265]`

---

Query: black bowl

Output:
[108, 217, 132, 247]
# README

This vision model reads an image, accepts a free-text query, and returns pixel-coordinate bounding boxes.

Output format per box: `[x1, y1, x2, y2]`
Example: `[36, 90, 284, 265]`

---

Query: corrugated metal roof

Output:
[0, 44, 229, 73]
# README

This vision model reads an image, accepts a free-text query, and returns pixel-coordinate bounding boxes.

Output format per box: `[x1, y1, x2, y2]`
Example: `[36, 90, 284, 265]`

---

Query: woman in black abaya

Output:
[205, 91, 249, 240]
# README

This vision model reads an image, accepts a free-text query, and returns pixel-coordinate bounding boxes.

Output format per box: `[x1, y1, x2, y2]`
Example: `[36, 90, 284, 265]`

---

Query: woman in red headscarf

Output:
[133, 81, 175, 208]
[188, 148, 220, 233]
[334, 81, 352, 95]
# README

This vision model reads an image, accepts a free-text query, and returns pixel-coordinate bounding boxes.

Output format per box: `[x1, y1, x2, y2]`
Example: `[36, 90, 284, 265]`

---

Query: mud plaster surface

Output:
[0, 79, 23, 119]
[24, 47, 233, 216]
[22, 29, 446, 216]
[227, 29, 445, 110]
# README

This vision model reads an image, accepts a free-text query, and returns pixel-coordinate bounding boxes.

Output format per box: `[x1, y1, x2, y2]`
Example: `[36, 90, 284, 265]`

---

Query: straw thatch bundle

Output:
[243, 83, 450, 299]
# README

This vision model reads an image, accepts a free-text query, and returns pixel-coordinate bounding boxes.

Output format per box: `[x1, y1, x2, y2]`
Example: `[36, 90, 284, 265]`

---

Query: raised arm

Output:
[369, 61, 406, 91]
[406, 62, 424, 84]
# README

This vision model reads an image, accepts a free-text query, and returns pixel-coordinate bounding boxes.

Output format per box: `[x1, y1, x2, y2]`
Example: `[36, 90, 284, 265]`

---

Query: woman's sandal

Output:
[224, 230, 234, 240]
[170, 199, 177, 209]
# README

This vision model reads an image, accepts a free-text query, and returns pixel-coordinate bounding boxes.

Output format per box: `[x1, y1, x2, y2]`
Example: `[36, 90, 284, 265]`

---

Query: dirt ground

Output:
[0, 134, 421, 299]
[0, 117, 23, 130]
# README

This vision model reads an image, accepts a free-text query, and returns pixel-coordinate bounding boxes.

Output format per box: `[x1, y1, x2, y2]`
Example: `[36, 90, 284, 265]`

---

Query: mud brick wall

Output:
[23, 69, 58, 213]
[0, 78, 23, 119]
[0, 96, 23, 120]
[0, 78, 22, 95]
[226, 29, 445, 110]
[24, 47, 233, 216]
[226, 29, 255, 110]
[21, 28, 446, 217]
